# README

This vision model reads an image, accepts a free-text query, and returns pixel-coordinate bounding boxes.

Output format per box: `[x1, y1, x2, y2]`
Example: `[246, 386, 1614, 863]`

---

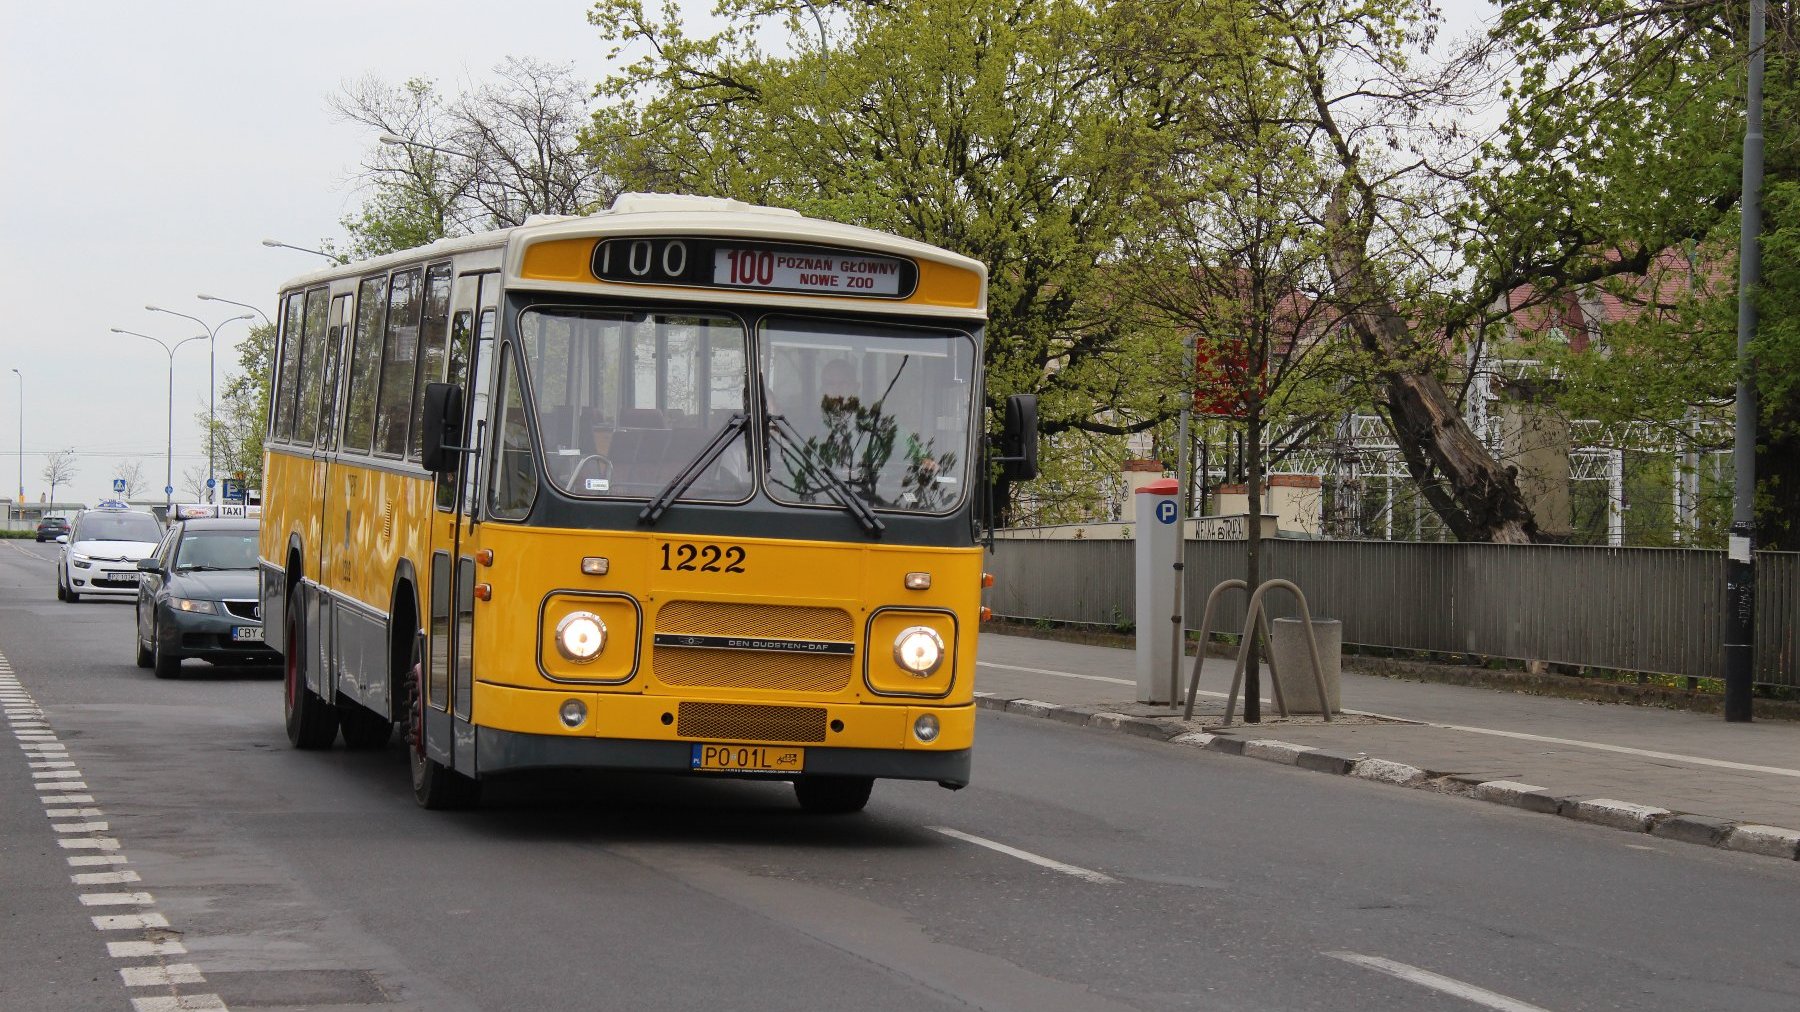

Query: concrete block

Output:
[1170, 732, 1216, 748]
[1295, 750, 1360, 775]
[1349, 758, 1427, 786]
[1048, 706, 1103, 726]
[1650, 814, 1736, 848]
[1724, 824, 1800, 860]
[1004, 699, 1057, 718]
[1205, 735, 1247, 756]
[973, 695, 1011, 712]
[1569, 798, 1669, 832]
[1268, 617, 1341, 714]
[1472, 781, 1560, 815]
[1242, 739, 1307, 765]
[1087, 712, 1130, 730]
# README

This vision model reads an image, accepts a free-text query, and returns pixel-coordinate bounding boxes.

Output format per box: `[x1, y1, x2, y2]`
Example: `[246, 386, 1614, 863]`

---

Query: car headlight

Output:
[554, 611, 606, 663]
[892, 626, 945, 677]
[172, 598, 222, 614]
[71, 555, 92, 569]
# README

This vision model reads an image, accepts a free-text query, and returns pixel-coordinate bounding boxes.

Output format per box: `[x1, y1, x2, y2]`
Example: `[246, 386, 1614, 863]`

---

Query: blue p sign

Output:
[1156, 499, 1177, 525]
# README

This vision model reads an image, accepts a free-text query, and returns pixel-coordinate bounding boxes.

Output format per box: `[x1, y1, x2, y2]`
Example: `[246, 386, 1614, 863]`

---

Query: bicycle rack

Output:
[1182, 579, 1285, 721]
[1186, 578, 1334, 726]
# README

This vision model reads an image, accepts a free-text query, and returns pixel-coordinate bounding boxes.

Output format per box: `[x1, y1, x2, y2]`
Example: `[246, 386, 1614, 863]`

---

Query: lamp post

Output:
[261, 239, 346, 264]
[110, 329, 206, 515]
[9, 368, 19, 508]
[196, 293, 271, 327]
[1725, 0, 1765, 722]
[145, 307, 253, 502]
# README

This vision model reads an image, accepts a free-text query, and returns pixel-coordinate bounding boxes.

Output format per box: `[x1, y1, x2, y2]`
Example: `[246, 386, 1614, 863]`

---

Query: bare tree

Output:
[178, 465, 210, 504]
[333, 58, 614, 258]
[112, 460, 148, 500]
[42, 449, 77, 506]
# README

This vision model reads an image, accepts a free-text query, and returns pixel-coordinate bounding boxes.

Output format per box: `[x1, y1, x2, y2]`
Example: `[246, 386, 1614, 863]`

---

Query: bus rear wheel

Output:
[405, 654, 478, 810]
[283, 598, 339, 749]
[793, 775, 873, 815]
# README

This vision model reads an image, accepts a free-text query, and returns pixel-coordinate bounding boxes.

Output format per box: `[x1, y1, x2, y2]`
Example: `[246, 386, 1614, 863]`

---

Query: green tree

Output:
[199, 322, 275, 491]
[1463, 0, 1800, 545]
[585, 0, 1244, 519]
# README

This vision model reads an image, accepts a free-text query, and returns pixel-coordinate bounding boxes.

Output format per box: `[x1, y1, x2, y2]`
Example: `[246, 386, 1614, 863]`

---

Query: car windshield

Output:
[761, 317, 976, 513]
[77, 512, 161, 542]
[175, 531, 259, 571]
[516, 307, 752, 502]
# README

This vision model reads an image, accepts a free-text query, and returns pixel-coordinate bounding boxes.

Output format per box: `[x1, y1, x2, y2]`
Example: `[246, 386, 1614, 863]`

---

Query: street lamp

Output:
[110, 328, 206, 515]
[9, 368, 19, 508]
[145, 306, 254, 502]
[261, 238, 346, 264]
[196, 293, 271, 327]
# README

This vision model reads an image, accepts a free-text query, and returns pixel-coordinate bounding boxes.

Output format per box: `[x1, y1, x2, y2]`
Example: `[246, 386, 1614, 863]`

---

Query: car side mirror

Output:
[420, 382, 466, 473]
[997, 393, 1039, 482]
[55, 534, 68, 544]
[136, 559, 159, 572]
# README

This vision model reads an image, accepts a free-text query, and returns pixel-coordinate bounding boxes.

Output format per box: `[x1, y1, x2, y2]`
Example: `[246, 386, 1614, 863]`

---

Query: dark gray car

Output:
[134, 518, 275, 678]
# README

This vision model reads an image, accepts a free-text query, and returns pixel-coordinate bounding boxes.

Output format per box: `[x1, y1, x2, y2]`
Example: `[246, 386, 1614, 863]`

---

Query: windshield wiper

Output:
[765, 414, 885, 537]
[639, 413, 751, 526]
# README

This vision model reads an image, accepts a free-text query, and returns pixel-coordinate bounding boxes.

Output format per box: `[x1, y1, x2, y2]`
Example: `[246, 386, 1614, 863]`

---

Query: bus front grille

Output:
[653, 601, 854, 693]
[677, 702, 828, 743]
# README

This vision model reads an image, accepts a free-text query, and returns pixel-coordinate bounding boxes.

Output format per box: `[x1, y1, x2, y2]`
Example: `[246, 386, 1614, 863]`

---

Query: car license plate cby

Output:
[231, 627, 265, 642]
[691, 743, 804, 773]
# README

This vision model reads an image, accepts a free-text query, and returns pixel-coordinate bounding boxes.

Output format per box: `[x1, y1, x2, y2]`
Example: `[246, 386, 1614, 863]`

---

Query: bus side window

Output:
[271, 293, 305, 441]
[409, 262, 454, 461]
[292, 287, 331, 447]
[342, 275, 387, 453]
[488, 348, 536, 520]
[436, 306, 474, 511]
[374, 267, 423, 458]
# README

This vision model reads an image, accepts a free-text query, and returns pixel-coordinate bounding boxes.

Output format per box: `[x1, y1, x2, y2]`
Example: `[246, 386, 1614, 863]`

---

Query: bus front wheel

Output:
[793, 775, 873, 815]
[406, 657, 479, 810]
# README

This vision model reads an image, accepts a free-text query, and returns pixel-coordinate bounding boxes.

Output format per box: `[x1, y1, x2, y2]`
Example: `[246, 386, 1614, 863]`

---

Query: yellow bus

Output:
[260, 193, 1037, 810]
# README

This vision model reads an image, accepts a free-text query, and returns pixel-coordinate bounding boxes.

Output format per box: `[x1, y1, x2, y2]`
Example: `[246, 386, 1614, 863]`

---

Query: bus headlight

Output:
[892, 626, 945, 677]
[554, 612, 607, 663]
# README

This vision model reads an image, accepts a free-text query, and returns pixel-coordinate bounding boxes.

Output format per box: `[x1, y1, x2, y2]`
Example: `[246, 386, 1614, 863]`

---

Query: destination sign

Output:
[591, 237, 917, 299]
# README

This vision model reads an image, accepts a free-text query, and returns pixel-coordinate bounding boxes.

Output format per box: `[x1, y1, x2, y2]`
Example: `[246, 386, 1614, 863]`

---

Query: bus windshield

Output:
[761, 317, 975, 513]
[518, 308, 752, 503]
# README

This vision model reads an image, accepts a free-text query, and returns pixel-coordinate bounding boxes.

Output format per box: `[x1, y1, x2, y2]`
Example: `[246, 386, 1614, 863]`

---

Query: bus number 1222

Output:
[661, 543, 747, 574]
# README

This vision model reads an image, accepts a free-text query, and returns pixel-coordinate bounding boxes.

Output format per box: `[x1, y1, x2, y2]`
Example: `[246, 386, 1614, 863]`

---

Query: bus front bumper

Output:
[474, 726, 971, 788]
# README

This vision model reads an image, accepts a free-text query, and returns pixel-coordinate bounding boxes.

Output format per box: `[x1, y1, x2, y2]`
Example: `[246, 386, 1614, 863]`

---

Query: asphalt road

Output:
[3, 536, 1799, 1011]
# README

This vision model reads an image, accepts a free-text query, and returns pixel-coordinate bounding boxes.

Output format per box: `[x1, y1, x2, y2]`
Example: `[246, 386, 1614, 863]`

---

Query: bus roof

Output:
[278, 193, 986, 312]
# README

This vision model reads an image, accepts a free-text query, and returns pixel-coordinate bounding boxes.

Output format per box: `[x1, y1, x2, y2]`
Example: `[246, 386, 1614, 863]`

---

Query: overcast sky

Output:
[0, 1, 1494, 510]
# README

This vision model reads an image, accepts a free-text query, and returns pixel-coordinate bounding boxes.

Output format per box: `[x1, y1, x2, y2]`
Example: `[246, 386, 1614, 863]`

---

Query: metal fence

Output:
[984, 539, 1800, 688]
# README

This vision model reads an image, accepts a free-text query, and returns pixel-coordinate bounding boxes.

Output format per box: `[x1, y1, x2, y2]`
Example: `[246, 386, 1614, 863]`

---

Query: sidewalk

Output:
[974, 631, 1800, 861]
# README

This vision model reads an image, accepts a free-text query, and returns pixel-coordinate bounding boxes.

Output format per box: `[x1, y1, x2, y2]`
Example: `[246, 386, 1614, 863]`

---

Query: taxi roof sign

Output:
[171, 503, 261, 520]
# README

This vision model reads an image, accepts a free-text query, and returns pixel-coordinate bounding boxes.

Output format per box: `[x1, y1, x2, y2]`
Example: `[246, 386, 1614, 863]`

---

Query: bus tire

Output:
[282, 598, 338, 749]
[793, 775, 873, 815]
[405, 653, 478, 810]
[339, 703, 393, 750]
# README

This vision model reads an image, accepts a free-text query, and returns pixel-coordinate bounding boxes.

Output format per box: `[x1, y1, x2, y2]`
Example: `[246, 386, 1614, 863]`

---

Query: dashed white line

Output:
[121, 964, 207, 986]
[110, 940, 188, 958]
[928, 826, 1118, 884]
[75, 870, 143, 885]
[978, 660, 1135, 685]
[1325, 951, 1553, 1012]
[79, 892, 156, 906]
[93, 912, 170, 931]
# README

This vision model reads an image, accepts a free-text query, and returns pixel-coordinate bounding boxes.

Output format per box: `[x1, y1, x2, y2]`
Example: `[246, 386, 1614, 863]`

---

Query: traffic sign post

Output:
[221, 479, 245, 503]
[112, 478, 127, 494]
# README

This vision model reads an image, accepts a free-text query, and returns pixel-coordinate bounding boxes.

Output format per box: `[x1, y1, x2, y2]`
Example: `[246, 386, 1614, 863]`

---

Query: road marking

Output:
[983, 660, 1800, 779]
[80, 891, 155, 906]
[93, 912, 169, 930]
[978, 660, 1134, 685]
[928, 826, 1118, 884]
[1325, 952, 1552, 1011]
[109, 940, 186, 958]
[75, 870, 142, 885]
[121, 964, 206, 986]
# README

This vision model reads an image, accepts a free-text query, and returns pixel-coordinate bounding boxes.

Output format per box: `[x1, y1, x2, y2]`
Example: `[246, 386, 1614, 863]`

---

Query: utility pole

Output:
[1725, 0, 1764, 722]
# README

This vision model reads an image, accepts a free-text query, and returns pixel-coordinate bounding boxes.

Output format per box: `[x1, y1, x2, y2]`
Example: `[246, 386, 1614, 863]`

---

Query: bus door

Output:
[311, 292, 352, 699]
[428, 272, 498, 777]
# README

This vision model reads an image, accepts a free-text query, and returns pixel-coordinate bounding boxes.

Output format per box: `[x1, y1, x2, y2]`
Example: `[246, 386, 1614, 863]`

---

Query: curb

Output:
[974, 693, 1800, 863]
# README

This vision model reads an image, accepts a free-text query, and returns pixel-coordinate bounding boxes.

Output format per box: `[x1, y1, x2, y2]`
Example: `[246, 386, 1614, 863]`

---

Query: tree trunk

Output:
[1325, 189, 1541, 545]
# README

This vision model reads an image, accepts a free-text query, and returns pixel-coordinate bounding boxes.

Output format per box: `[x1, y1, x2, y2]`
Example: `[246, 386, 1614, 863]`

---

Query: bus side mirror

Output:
[420, 383, 465, 474]
[998, 393, 1039, 481]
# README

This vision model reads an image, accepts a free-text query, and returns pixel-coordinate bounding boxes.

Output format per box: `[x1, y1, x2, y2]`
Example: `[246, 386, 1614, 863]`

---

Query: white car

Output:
[57, 506, 164, 602]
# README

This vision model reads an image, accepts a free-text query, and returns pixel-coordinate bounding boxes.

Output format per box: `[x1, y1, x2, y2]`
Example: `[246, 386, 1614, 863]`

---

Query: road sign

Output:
[206, 477, 216, 489]
[221, 479, 245, 503]
[1156, 499, 1177, 525]
[112, 478, 127, 494]
[165, 485, 174, 495]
